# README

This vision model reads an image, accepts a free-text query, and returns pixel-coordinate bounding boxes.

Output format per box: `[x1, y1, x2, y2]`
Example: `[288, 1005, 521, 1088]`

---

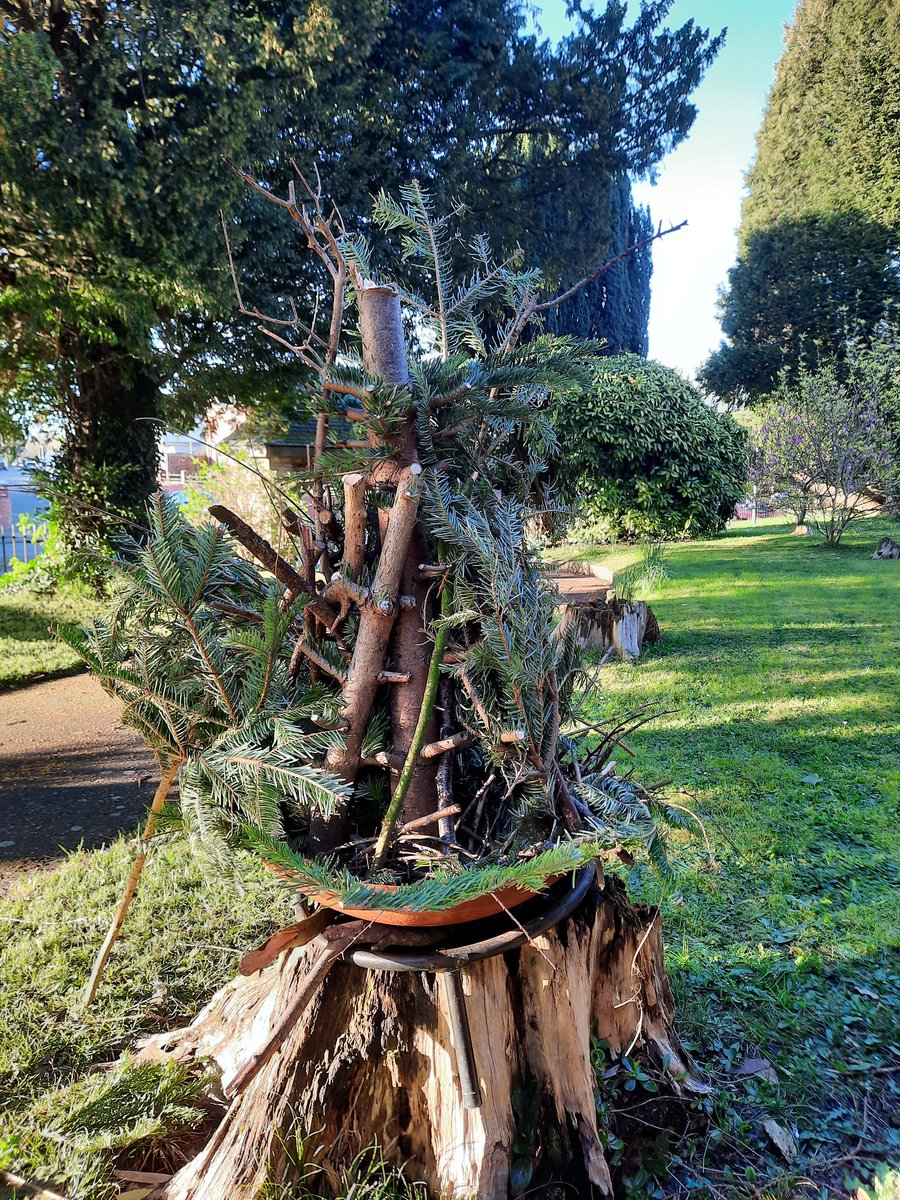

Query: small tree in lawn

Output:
[751, 362, 898, 545]
[63, 177, 703, 1200]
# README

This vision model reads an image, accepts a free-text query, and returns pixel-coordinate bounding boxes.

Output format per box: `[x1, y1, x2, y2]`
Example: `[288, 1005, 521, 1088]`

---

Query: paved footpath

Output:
[0, 674, 156, 892]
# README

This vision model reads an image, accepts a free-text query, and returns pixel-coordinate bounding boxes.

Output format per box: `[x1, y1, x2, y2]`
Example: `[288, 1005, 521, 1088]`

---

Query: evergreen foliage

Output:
[553, 354, 748, 539]
[32, 1057, 209, 1157]
[0, 1, 722, 548]
[701, 0, 900, 401]
[545, 176, 654, 354]
[63, 189, 688, 913]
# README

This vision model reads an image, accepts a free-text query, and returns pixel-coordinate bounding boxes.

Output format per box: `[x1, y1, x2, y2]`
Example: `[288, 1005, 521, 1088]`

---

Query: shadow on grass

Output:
[0, 600, 67, 643]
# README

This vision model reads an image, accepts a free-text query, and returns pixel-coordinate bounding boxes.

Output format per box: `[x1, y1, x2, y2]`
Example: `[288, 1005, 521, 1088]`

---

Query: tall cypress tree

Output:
[701, 0, 900, 402]
[545, 175, 654, 353]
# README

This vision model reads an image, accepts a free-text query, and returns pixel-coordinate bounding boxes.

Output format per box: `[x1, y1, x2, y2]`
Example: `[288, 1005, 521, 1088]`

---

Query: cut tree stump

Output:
[557, 593, 661, 661]
[873, 536, 900, 559]
[138, 878, 703, 1200]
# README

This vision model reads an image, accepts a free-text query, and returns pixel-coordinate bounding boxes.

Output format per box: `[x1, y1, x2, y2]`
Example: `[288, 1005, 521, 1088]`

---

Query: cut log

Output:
[558, 595, 661, 661]
[873, 536, 900, 559]
[139, 879, 702, 1200]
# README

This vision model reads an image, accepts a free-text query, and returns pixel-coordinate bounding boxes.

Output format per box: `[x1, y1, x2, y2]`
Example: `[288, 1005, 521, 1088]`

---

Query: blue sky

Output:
[534, 0, 796, 378]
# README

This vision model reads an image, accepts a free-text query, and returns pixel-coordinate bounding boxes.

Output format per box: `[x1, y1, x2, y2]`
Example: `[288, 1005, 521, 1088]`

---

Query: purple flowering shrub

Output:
[751, 362, 898, 545]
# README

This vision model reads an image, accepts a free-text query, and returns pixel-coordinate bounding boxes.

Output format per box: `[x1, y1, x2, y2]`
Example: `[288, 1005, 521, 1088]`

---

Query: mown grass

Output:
[579, 516, 899, 1196]
[0, 584, 97, 689]
[0, 839, 294, 1198]
[0, 518, 897, 1198]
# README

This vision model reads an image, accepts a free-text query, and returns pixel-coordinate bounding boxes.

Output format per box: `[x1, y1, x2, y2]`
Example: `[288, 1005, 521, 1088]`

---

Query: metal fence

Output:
[0, 525, 46, 573]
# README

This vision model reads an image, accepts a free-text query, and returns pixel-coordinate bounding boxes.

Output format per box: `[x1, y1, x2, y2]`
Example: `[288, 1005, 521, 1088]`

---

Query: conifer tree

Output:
[701, 0, 900, 401]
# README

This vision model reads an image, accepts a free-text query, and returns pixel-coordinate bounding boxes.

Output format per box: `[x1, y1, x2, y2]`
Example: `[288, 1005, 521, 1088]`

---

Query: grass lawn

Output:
[0, 843, 294, 1199]
[0, 585, 97, 689]
[579, 516, 899, 1196]
[0, 517, 897, 1198]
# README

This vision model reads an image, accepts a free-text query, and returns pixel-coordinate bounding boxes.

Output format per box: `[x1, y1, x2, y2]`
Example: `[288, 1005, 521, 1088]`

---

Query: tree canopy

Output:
[700, 0, 900, 402]
[750, 361, 897, 545]
[0, 0, 723, 544]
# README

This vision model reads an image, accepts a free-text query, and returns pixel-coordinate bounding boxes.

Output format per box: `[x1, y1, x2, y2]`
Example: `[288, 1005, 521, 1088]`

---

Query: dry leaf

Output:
[853, 984, 879, 1001]
[763, 1117, 798, 1161]
[737, 1056, 778, 1083]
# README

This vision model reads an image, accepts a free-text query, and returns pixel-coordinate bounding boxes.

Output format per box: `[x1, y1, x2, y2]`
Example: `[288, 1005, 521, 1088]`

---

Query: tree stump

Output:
[139, 878, 702, 1199]
[558, 595, 661, 660]
[873, 536, 900, 559]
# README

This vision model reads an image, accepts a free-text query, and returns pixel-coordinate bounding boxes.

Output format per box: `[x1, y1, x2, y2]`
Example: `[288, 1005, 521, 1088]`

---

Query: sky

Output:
[533, 0, 797, 378]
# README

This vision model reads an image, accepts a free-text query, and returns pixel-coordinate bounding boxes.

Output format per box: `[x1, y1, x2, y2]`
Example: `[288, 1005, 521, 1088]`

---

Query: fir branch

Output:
[241, 827, 603, 913]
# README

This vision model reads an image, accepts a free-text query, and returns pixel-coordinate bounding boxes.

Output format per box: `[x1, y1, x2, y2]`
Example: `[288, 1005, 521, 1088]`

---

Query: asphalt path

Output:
[0, 674, 157, 892]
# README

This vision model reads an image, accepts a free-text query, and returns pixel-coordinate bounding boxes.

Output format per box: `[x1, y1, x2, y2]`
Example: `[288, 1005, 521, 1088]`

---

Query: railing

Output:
[0, 525, 46, 573]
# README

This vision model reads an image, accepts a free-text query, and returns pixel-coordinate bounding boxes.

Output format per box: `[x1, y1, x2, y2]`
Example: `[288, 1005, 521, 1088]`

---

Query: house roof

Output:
[266, 414, 353, 448]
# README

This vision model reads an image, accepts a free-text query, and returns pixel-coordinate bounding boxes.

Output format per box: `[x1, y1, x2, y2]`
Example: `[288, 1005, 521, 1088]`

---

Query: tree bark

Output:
[558, 596, 661, 661]
[139, 880, 702, 1200]
[56, 334, 161, 545]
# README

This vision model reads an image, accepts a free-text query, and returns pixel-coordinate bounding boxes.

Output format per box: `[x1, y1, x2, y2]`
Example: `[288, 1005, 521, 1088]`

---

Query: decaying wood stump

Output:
[873, 536, 900, 559]
[139, 879, 703, 1200]
[558, 595, 661, 661]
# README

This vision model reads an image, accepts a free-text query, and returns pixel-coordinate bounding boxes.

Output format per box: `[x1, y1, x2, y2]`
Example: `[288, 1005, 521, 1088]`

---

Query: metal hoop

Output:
[341, 866, 597, 1110]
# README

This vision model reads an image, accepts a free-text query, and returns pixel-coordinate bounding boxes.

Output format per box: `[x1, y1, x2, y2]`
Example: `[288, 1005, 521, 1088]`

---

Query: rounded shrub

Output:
[554, 354, 748, 539]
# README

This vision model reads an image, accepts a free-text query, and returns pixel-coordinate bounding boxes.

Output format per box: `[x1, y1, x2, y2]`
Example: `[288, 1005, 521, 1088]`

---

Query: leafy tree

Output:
[751, 361, 897, 546]
[0, 0, 380, 542]
[554, 354, 747, 539]
[1, 1, 723, 549]
[701, 0, 900, 401]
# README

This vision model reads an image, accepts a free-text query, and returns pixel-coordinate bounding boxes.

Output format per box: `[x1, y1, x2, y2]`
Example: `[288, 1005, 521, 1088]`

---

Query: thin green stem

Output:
[373, 563, 449, 866]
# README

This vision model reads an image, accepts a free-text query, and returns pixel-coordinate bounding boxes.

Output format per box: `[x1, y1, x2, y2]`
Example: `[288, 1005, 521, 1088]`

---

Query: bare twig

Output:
[289, 639, 347, 684]
[83, 755, 182, 1005]
[535, 220, 688, 314]
[400, 804, 461, 835]
[421, 731, 474, 759]
[0, 1171, 71, 1200]
[209, 504, 307, 597]
[501, 219, 688, 352]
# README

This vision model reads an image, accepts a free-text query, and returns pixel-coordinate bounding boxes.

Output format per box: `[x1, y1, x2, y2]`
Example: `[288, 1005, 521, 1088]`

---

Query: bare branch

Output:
[534, 220, 688, 314]
[342, 471, 368, 579]
[498, 219, 689, 354]
[209, 504, 306, 597]
[429, 382, 474, 412]
[256, 323, 323, 370]
[420, 731, 474, 759]
[377, 670, 413, 684]
[289, 638, 347, 684]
